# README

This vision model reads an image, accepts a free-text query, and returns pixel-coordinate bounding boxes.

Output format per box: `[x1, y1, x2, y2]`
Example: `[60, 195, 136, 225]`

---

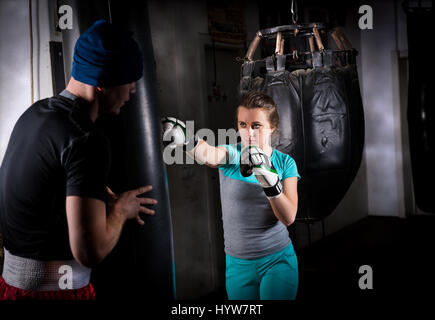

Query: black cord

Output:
[108, 0, 112, 23]
[212, 38, 217, 88]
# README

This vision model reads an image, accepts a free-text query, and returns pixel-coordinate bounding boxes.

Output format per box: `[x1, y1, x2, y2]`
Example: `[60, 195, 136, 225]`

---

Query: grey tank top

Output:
[218, 171, 291, 259]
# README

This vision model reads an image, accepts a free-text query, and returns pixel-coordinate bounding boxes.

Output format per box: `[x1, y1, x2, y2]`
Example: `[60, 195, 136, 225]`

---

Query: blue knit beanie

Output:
[71, 20, 143, 87]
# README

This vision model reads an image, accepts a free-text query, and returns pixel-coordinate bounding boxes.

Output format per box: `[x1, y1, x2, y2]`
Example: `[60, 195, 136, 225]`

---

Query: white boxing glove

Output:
[161, 117, 198, 151]
[241, 145, 282, 198]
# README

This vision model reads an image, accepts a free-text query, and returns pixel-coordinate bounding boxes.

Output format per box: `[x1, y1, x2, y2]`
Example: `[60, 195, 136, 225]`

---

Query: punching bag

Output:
[405, 4, 435, 213]
[60, 0, 175, 299]
[240, 24, 364, 221]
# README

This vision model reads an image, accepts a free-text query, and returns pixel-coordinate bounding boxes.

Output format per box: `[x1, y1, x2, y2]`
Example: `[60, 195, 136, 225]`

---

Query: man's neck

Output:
[64, 78, 99, 122]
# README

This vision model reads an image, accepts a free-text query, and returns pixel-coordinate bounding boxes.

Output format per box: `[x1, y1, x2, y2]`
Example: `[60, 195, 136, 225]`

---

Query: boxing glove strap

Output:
[264, 179, 283, 198]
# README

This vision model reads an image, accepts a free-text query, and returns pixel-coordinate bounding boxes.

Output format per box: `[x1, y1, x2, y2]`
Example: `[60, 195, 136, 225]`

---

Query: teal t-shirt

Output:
[219, 143, 300, 183]
[218, 144, 300, 259]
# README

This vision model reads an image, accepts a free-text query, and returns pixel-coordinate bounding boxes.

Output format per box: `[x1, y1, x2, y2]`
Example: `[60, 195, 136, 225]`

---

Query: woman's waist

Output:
[223, 225, 290, 259]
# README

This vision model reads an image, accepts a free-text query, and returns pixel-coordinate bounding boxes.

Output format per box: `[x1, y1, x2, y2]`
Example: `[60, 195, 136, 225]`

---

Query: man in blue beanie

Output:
[0, 20, 156, 300]
[69, 19, 144, 118]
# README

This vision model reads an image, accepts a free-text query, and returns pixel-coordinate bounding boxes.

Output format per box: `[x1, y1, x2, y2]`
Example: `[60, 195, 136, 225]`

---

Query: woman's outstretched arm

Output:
[161, 117, 228, 168]
[187, 139, 228, 168]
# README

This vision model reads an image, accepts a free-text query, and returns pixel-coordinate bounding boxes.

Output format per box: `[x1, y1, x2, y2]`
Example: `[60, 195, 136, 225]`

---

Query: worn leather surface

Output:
[60, 0, 176, 300]
[406, 7, 435, 213]
[240, 54, 364, 220]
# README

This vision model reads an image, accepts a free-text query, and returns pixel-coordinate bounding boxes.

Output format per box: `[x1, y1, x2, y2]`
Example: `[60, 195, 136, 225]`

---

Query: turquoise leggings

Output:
[225, 243, 298, 300]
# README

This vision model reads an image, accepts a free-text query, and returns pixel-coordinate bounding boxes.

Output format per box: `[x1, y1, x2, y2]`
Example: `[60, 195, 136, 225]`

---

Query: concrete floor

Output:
[1, 215, 434, 301]
[296, 215, 435, 299]
[198, 214, 435, 300]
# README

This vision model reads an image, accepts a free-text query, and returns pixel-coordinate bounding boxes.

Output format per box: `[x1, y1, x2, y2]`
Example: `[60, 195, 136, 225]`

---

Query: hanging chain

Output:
[108, 0, 112, 23]
[291, 0, 298, 24]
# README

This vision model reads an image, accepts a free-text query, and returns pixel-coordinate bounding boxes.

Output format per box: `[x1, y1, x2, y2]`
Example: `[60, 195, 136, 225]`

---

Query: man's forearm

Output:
[98, 207, 127, 261]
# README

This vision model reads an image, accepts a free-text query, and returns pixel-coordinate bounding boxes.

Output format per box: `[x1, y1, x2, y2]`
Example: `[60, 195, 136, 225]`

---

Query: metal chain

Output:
[291, 0, 298, 24]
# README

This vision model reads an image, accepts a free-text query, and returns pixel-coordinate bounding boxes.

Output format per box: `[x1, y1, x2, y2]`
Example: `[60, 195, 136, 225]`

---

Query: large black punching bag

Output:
[60, 0, 175, 299]
[240, 24, 364, 221]
[404, 3, 435, 214]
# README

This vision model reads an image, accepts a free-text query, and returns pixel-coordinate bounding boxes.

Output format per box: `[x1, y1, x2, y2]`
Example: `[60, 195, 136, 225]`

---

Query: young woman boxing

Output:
[162, 91, 300, 300]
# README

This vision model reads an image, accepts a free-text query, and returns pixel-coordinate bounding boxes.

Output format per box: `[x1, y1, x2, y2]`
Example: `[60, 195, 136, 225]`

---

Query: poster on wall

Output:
[207, 0, 246, 44]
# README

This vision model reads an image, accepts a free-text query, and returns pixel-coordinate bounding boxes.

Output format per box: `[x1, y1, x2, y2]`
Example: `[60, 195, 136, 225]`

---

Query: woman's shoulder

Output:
[272, 149, 301, 180]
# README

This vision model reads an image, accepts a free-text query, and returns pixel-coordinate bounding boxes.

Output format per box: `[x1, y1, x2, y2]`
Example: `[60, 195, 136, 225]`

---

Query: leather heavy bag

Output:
[60, 0, 175, 300]
[405, 4, 435, 213]
[240, 24, 364, 221]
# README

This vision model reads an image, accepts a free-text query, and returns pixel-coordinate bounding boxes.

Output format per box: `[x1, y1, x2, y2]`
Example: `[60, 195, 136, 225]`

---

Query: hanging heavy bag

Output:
[240, 24, 365, 221]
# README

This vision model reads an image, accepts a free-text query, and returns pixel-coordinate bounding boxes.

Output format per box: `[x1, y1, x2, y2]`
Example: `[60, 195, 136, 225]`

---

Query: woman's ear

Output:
[96, 87, 103, 92]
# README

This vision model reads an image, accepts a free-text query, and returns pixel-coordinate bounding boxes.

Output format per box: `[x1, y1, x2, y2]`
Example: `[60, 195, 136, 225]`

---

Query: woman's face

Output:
[237, 106, 275, 149]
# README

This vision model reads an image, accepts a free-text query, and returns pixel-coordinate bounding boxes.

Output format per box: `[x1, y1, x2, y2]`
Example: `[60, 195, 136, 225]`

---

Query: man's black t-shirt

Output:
[0, 92, 111, 261]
